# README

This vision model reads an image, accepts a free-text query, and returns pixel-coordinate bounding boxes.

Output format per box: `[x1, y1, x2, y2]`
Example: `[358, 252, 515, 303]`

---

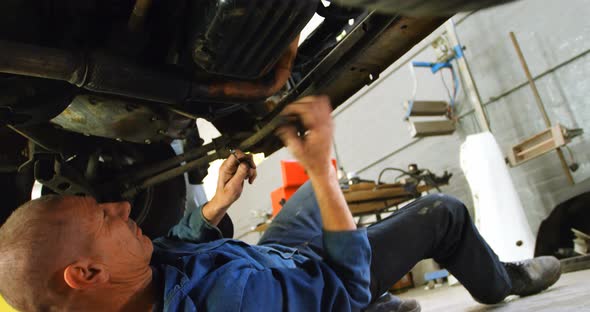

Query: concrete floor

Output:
[397, 269, 590, 311]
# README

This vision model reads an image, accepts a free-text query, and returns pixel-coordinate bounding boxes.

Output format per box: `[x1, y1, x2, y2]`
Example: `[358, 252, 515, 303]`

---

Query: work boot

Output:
[363, 293, 421, 312]
[503, 256, 562, 297]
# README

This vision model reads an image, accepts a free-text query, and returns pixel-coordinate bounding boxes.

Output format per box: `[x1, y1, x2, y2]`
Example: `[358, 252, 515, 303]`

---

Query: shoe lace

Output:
[503, 261, 531, 291]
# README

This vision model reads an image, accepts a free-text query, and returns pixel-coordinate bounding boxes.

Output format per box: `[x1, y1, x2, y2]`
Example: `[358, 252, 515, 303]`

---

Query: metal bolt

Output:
[144, 139, 151, 144]
[116, 138, 123, 142]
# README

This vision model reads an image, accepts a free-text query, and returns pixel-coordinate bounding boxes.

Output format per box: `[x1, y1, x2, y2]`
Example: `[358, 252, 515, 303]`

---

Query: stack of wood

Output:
[343, 182, 440, 216]
[573, 228, 590, 255]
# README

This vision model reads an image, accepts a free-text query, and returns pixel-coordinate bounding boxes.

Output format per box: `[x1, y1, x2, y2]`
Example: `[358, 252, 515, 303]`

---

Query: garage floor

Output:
[397, 269, 590, 311]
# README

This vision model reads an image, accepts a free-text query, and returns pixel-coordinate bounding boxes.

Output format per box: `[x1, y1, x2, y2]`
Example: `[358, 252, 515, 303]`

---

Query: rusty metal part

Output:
[510, 32, 575, 185]
[119, 142, 215, 186]
[247, 13, 447, 155]
[128, 0, 153, 32]
[7, 124, 79, 158]
[319, 15, 448, 109]
[204, 37, 299, 100]
[0, 41, 185, 103]
[0, 39, 297, 104]
[51, 95, 172, 144]
[50, 94, 194, 144]
[0, 42, 87, 85]
[189, 0, 315, 79]
[122, 151, 218, 199]
[34, 156, 95, 197]
[120, 115, 290, 198]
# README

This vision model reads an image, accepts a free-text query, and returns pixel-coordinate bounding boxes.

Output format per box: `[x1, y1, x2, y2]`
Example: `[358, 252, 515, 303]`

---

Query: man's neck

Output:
[69, 269, 157, 312]
[120, 277, 157, 312]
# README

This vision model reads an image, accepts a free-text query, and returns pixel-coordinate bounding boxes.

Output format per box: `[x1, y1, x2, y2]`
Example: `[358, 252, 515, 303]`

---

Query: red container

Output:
[280, 159, 338, 187]
[270, 186, 299, 217]
[271, 159, 337, 216]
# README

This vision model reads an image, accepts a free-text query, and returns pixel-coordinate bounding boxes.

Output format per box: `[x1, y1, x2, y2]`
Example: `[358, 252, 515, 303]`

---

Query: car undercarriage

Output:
[0, 0, 511, 236]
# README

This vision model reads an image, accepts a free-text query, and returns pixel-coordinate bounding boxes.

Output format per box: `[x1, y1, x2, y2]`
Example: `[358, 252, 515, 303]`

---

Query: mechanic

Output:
[0, 96, 561, 312]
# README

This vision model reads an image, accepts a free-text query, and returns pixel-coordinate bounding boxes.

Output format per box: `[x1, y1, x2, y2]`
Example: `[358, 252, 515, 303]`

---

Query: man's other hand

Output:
[276, 96, 334, 177]
[204, 149, 257, 225]
[276, 96, 356, 231]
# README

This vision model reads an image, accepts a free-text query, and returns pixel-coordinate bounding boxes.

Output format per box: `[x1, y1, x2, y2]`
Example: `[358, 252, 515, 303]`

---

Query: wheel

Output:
[128, 143, 187, 238]
[0, 127, 34, 226]
[19, 142, 186, 239]
[0, 169, 34, 226]
[72, 142, 187, 239]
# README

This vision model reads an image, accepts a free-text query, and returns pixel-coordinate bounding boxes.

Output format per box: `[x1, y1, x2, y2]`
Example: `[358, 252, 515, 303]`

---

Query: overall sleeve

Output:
[167, 203, 232, 243]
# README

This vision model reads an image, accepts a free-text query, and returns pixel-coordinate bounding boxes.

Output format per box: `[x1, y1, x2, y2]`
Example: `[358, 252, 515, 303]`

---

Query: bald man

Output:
[0, 96, 561, 312]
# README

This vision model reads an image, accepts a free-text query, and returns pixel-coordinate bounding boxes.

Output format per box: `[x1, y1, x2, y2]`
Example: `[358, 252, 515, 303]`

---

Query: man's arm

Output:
[276, 96, 355, 231]
[276, 96, 371, 306]
[165, 150, 257, 243]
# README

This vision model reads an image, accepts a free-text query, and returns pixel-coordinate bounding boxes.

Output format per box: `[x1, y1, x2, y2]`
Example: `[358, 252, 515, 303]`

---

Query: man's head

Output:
[0, 196, 153, 311]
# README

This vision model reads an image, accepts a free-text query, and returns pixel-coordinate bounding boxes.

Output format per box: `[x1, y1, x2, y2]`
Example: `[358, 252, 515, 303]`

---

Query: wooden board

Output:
[348, 197, 413, 215]
[344, 184, 433, 203]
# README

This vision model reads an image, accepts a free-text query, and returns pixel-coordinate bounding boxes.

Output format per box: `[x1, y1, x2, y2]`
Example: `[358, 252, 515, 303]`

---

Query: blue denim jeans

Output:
[258, 182, 512, 304]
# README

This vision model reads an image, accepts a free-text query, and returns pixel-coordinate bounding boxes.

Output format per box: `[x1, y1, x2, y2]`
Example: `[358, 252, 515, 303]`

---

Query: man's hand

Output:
[275, 96, 334, 177]
[276, 96, 356, 232]
[203, 149, 257, 225]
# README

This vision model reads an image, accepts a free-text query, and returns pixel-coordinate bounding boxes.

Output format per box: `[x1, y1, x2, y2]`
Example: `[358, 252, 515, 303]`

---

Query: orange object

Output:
[271, 159, 338, 217]
[270, 186, 298, 217]
[390, 273, 414, 293]
[280, 159, 337, 187]
[280, 160, 309, 187]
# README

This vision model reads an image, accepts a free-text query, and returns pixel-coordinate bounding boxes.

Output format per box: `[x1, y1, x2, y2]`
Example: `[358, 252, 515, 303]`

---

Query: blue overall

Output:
[151, 182, 512, 311]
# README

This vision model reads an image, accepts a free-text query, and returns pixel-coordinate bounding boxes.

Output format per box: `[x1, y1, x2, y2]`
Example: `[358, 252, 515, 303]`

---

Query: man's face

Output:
[53, 196, 153, 275]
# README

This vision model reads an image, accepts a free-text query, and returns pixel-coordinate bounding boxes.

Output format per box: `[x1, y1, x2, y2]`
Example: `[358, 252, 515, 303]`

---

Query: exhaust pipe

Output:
[0, 39, 298, 104]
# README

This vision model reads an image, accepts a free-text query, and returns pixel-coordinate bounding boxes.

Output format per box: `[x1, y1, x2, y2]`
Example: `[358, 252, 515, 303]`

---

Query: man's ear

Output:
[63, 259, 109, 290]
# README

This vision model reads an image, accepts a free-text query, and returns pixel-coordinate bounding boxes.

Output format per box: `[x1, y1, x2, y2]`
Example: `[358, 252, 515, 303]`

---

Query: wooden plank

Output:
[404, 100, 449, 117]
[345, 182, 405, 192]
[347, 182, 378, 191]
[345, 184, 433, 203]
[349, 201, 390, 214]
[508, 124, 571, 167]
[349, 197, 412, 215]
[253, 222, 270, 233]
[560, 254, 590, 274]
[409, 120, 455, 137]
[344, 187, 412, 202]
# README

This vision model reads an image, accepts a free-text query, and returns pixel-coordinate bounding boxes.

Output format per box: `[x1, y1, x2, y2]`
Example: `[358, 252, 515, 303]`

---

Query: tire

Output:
[0, 169, 34, 226]
[7, 142, 186, 239]
[132, 175, 186, 239]
[333, 0, 516, 16]
[0, 127, 34, 226]
[99, 143, 187, 239]
[130, 144, 187, 239]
